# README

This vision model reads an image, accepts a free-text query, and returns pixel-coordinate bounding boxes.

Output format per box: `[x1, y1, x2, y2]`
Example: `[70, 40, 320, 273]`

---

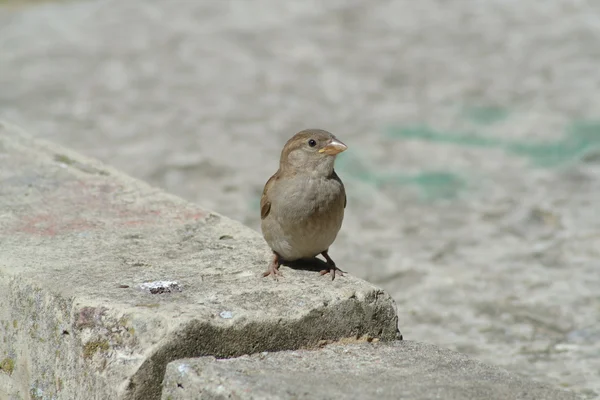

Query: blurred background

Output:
[1, 0, 599, 397]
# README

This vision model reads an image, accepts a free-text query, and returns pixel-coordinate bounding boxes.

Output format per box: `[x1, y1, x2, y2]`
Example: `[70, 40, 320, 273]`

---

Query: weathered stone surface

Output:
[162, 341, 579, 400]
[0, 122, 399, 400]
[2, 0, 600, 396]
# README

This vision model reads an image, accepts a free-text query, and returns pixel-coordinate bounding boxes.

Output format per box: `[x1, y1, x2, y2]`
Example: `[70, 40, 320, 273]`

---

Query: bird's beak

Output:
[319, 138, 348, 155]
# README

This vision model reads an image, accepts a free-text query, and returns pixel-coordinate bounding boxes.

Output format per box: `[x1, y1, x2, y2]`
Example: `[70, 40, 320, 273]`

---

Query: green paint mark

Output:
[462, 106, 509, 125]
[250, 148, 467, 208]
[407, 172, 465, 199]
[391, 125, 504, 148]
[336, 153, 465, 199]
[514, 120, 600, 166]
[387, 120, 600, 167]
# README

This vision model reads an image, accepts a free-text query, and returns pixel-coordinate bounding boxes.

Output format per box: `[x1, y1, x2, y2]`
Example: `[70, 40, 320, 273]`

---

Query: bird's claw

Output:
[262, 253, 284, 280]
[262, 264, 283, 280]
[319, 266, 345, 281]
[319, 250, 344, 281]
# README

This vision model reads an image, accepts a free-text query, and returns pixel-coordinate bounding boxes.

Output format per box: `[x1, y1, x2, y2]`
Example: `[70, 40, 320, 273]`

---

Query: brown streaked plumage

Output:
[260, 129, 347, 280]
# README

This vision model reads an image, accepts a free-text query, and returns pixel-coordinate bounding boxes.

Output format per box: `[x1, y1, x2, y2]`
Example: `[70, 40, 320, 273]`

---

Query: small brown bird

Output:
[260, 129, 347, 280]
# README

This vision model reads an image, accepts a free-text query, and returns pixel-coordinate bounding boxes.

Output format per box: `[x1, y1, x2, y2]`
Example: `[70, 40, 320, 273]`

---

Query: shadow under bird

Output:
[260, 129, 348, 280]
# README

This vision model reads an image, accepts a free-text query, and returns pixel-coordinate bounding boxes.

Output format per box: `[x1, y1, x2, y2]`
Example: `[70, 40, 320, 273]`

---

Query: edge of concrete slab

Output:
[161, 341, 581, 400]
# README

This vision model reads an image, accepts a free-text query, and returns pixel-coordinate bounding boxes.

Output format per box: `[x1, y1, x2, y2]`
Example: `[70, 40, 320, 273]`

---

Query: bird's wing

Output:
[260, 172, 279, 220]
[332, 169, 347, 209]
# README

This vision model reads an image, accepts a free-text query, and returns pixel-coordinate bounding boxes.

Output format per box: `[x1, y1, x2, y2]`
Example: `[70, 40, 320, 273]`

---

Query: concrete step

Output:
[163, 341, 579, 400]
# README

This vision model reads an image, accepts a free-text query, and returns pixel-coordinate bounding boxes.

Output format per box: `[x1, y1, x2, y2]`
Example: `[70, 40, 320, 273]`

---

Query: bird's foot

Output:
[319, 250, 345, 281]
[262, 264, 283, 279]
[319, 265, 345, 281]
[262, 253, 283, 280]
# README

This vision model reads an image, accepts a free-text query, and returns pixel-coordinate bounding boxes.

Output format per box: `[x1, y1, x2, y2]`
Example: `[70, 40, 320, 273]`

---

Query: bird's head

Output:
[279, 129, 347, 176]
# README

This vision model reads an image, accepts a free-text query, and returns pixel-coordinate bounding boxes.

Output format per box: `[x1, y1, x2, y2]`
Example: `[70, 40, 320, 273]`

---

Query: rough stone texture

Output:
[2, 1, 600, 398]
[162, 341, 579, 400]
[0, 122, 399, 400]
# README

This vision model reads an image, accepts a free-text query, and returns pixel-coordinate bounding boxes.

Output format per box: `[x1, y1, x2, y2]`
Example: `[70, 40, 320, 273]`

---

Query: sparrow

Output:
[260, 129, 348, 280]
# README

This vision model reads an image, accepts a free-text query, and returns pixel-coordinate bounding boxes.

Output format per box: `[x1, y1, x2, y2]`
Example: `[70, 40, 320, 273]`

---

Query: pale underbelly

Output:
[268, 220, 341, 260]
[262, 207, 344, 260]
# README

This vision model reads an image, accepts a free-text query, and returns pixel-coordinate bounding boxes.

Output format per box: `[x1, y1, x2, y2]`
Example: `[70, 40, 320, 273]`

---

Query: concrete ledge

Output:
[0, 122, 399, 400]
[162, 341, 578, 400]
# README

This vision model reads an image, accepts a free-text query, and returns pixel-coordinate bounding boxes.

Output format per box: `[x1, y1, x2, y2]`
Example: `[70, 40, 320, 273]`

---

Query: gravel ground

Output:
[1, 0, 600, 397]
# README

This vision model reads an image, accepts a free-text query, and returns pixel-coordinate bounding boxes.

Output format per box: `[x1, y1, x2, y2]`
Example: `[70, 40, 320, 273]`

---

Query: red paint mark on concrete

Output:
[19, 214, 58, 236]
[122, 220, 145, 226]
[181, 212, 204, 221]
[9, 179, 207, 237]
[17, 213, 100, 237]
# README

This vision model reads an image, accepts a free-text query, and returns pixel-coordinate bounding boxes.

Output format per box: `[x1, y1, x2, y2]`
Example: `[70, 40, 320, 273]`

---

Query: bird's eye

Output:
[308, 139, 317, 147]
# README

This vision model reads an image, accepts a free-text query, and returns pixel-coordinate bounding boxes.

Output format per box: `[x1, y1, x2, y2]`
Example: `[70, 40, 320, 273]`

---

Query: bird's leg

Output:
[319, 250, 345, 281]
[262, 252, 283, 279]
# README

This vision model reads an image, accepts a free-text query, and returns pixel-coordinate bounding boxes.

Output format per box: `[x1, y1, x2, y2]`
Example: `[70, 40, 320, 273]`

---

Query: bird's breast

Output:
[273, 175, 344, 221]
